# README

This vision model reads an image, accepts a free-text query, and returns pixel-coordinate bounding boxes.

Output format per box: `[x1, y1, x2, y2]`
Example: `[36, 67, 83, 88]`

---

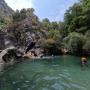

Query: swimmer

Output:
[81, 57, 88, 67]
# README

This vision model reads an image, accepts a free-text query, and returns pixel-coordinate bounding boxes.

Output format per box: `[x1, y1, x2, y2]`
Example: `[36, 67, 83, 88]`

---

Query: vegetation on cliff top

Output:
[0, 0, 90, 56]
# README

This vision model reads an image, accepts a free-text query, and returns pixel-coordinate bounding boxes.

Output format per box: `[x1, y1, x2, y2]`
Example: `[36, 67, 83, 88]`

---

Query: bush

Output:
[83, 40, 90, 54]
[63, 32, 86, 55]
[83, 30, 90, 54]
[41, 39, 62, 55]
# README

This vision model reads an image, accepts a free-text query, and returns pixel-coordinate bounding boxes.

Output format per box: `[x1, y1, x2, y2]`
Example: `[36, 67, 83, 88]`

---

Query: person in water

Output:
[81, 49, 88, 67]
[81, 57, 87, 67]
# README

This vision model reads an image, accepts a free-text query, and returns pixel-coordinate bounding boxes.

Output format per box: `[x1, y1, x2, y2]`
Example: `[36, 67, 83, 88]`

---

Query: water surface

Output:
[0, 55, 90, 90]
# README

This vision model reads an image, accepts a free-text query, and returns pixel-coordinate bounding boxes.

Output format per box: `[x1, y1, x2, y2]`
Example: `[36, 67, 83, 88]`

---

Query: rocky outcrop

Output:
[0, 47, 23, 71]
[0, 0, 14, 17]
[0, 31, 5, 50]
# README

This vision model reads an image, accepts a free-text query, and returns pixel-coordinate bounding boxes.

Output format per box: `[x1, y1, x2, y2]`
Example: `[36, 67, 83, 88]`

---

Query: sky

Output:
[5, 0, 79, 21]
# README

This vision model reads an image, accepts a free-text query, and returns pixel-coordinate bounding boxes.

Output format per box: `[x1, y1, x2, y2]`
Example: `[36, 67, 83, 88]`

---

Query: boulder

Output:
[0, 46, 23, 71]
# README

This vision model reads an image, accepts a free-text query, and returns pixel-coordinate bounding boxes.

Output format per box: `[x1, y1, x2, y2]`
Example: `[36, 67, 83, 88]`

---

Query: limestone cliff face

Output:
[0, 31, 5, 49]
[0, 0, 14, 49]
[0, 0, 14, 17]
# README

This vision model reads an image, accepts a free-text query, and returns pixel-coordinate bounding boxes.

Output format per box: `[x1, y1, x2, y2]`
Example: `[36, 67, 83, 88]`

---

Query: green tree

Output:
[83, 30, 90, 54]
[42, 18, 51, 30]
[63, 32, 86, 55]
[41, 39, 62, 55]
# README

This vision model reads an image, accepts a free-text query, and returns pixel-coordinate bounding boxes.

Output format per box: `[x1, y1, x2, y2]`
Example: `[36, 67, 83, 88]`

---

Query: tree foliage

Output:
[0, 0, 90, 56]
[63, 32, 86, 55]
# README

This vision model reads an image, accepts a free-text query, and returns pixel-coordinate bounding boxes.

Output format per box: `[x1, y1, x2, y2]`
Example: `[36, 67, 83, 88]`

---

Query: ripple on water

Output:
[70, 83, 86, 90]
[43, 76, 60, 80]
[42, 88, 49, 90]
[59, 74, 72, 81]
[51, 83, 64, 90]
[17, 88, 20, 90]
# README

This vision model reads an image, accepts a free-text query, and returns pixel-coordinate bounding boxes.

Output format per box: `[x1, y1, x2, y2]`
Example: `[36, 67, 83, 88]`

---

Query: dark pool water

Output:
[0, 55, 90, 90]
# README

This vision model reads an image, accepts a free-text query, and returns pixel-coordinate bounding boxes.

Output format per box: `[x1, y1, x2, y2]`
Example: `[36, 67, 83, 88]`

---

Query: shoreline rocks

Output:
[0, 47, 23, 71]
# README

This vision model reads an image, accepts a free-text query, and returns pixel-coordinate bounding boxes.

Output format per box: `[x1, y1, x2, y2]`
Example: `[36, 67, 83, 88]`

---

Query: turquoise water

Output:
[0, 56, 90, 90]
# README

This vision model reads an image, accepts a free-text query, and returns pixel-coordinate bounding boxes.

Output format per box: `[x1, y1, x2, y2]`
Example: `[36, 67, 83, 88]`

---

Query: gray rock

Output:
[0, 0, 14, 17]
[0, 46, 23, 71]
